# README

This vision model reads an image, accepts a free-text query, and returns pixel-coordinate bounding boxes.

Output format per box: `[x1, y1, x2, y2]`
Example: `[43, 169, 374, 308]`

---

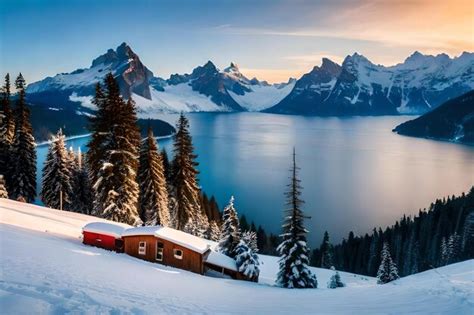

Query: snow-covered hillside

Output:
[1, 198, 473, 314]
[228, 81, 296, 112]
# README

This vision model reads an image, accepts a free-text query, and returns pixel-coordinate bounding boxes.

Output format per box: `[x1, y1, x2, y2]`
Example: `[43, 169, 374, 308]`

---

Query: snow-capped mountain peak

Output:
[224, 62, 240, 73]
[27, 42, 154, 100]
[267, 51, 474, 115]
[26, 46, 473, 116]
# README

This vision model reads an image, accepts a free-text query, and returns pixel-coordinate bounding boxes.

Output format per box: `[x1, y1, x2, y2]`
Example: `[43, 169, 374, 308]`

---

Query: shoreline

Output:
[36, 132, 175, 147]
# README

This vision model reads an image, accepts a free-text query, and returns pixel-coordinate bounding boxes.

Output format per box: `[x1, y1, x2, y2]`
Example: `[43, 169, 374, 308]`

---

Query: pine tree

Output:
[218, 196, 241, 256]
[320, 230, 334, 269]
[377, 242, 399, 284]
[70, 149, 93, 214]
[183, 204, 209, 237]
[462, 212, 474, 258]
[41, 129, 73, 210]
[87, 82, 109, 190]
[138, 127, 170, 226]
[0, 175, 8, 198]
[241, 230, 258, 252]
[89, 74, 141, 225]
[171, 113, 204, 234]
[208, 220, 221, 241]
[410, 241, 420, 274]
[440, 237, 448, 266]
[0, 74, 14, 184]
[9, 74, 36, 202]
[234, 240, 260, 282]
[1, 73, 15, 143]
[447, 233, 461, 264]
[161, 148, 171, 184]
[276, 149, 317, 289]
[327, 266, 345, 288]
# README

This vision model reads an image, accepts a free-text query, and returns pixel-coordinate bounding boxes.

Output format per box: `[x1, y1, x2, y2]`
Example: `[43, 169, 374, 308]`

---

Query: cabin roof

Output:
[204, 250, 238, 271]
[82, 222, 127, 239]
[122, 226, 211, 254]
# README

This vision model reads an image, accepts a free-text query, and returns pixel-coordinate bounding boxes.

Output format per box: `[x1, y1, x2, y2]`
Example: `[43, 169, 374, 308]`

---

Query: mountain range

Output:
[26, 43, 474, 117]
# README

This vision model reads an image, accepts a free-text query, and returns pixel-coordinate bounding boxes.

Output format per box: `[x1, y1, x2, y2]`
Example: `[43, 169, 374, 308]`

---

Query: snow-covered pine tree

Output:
[87, 82, 109, 191]
[161, 148, 171, 184]
[377, 242, 399, 284]
[9, 74, 36, 202]
[171, 113, 204, 234]
[440, 237, 448, 266]
[208, 220, 221, 241]
[1, 73, 15, 144]
[70, 148, 93, 214]
[89, 74, 141, 225]
[67, 146, 78, 176]
[106, 87, 141, 225]
[218, 196, 241, 256]
[242, 230, 258, 252]
[234, 239, 260, 282]
[320, 230, 334, 269]
[276, 149, 317, 289]
[447, 233, 461, 264]
[138, 127, 170, 226]
[41, 129, 73, 210]
[327, 266, 345, 288]
[0, 175, 8, 198]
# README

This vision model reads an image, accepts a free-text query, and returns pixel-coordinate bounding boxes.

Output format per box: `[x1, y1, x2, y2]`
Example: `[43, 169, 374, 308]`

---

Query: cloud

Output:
[209, 0, 473, 55]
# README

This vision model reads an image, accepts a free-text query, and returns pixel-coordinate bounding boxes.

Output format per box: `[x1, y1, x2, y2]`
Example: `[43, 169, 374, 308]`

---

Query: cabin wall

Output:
[123, 235, 204, 274]
[83, 231, 117, 251]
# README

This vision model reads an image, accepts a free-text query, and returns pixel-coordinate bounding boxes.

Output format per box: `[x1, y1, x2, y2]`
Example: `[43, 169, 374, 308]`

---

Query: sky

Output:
[1, 0, 473, 84]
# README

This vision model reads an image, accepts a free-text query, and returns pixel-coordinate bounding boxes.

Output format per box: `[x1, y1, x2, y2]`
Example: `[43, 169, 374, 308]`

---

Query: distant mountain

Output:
[266, 52, 474, 116]
[136, 60, 295, 113]
[27, 42, 154, 104]
[26, 43, 294, 115]
[26, 44, 473, 116]
[393, 90, 474, 144]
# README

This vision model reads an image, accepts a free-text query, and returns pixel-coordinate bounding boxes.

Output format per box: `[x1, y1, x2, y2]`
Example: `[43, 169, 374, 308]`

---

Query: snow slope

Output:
[1, 198, 473, 314]
[132, 84, 229, 117]
[228, 81, 296, 112]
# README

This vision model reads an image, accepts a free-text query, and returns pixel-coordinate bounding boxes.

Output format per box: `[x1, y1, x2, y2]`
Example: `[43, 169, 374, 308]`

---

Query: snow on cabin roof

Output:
[204, 250, 238, 272]
[122, 226, 211, 254]
[121, 226, 160, 237]
[82, 222, 128, 239]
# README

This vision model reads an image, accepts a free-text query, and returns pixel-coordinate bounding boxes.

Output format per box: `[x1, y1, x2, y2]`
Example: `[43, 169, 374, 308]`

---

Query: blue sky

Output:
[1, 0, 472, 83]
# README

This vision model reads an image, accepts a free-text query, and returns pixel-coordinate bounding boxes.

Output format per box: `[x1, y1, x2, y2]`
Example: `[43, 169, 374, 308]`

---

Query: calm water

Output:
[36, 113, 474, 245]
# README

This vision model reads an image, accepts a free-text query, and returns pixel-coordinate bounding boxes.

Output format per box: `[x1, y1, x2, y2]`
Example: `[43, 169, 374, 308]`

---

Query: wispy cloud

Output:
[209, 0, 473, 56]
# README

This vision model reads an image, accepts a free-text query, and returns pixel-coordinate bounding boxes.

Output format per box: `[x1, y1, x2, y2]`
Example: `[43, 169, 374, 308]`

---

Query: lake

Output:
[36, 113, 474, 246]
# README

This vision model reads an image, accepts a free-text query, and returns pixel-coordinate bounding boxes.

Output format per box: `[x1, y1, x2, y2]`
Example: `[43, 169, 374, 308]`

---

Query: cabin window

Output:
[138, 241, 146, 255]
[156, 242, 164, 261]
[174, 249, 183, 259]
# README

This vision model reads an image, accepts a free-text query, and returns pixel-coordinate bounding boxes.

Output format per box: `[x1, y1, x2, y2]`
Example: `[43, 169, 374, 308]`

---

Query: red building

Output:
[82, 222, 127, 252]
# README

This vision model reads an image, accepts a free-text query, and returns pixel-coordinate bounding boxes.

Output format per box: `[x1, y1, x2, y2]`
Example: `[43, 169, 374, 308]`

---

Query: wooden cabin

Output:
[121, 226, 211, 274]
[82, 222, 126, 252]
[82, 223, 258, 282]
